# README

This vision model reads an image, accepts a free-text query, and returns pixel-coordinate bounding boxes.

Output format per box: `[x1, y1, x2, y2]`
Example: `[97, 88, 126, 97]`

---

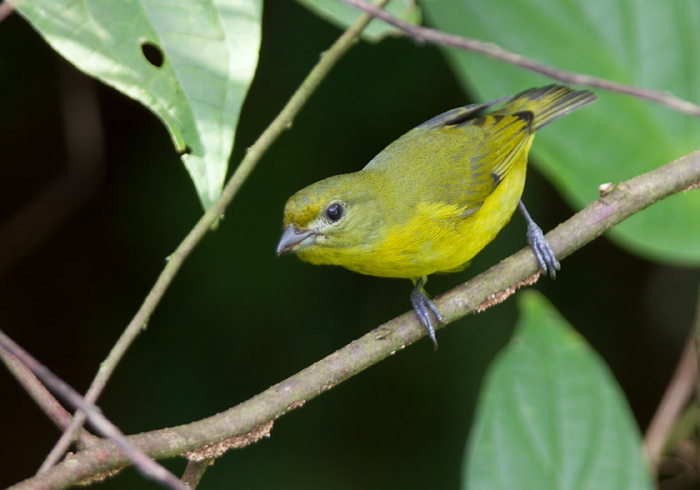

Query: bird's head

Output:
[276, 172, 386, 265]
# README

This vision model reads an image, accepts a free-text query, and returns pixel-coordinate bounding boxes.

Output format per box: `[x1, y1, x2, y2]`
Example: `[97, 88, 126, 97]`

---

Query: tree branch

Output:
[181, 459, 212, 489]
[0, 346, 100, 448]
[0, 330, 189, 490]
[38, 1, 388, 473]
[340, 0, 700, 118]
[644, 334, 697, 473]
[0, 1, 15, 23]
[11, 149, 700, 489]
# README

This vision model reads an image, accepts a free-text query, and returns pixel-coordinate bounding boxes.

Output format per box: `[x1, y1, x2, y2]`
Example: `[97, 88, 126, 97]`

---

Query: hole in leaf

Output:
[179, 145, 193, 156]
[141, 41, 164, 68]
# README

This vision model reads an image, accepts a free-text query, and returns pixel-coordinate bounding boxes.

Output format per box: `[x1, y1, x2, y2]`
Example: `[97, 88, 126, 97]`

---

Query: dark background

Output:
[1, 2, 698, 488]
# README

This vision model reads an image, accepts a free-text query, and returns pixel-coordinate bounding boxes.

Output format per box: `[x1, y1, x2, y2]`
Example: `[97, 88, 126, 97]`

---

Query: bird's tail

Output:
[496, 85, 597, 130]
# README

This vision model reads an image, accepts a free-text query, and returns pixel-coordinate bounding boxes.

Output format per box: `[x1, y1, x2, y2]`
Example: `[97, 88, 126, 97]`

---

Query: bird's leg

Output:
[518, 200, 560, 278]
[410, 277, 444, 350]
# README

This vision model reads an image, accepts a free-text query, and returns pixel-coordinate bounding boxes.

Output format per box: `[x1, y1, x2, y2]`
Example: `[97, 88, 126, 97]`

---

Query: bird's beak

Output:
[276, 224, 318, 255]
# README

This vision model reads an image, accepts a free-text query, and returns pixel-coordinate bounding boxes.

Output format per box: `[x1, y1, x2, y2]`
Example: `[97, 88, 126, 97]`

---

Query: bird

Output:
[276, 85, 596, 348]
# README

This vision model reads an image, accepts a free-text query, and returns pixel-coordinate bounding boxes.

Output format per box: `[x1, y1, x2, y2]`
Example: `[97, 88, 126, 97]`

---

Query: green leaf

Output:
[15, 0, 262, 210]
[463, 291, 653, 490]
[422, 0, 700, 265]
[298, 0, 421, 42]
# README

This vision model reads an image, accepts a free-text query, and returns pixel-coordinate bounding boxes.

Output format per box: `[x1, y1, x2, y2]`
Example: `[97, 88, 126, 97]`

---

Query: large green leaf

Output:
[421, 0, 700, 264]
[463, 291, 653, 490]
[15, 0, 262, 210]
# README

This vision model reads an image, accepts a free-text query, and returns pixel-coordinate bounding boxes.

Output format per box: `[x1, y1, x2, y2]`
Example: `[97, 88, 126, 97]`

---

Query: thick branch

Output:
[39, 2, 387, 472]
[12, 150, 700, 489]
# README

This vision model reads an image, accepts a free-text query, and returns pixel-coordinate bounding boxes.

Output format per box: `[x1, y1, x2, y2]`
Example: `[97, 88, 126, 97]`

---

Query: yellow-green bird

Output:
[277, 85, 596, 348]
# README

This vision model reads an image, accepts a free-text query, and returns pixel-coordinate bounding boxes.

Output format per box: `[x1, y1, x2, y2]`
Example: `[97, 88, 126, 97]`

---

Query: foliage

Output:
[15, 0, 262, 210]
[465, 292, 652, 490]
[1, 0, 698, 489]
[423, 0, 700, 264]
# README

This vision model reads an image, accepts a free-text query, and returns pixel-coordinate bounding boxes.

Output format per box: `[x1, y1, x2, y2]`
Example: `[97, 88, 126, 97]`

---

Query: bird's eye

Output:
[325, 203, 344, 222]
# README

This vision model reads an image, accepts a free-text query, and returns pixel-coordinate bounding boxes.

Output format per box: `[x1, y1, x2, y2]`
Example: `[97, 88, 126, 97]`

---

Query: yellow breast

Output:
[339, 153, 528, 279]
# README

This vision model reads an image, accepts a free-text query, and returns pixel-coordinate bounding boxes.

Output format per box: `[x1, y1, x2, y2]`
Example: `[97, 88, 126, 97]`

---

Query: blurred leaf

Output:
[15, 0, 262, 210]
[298, 0, 421, 42]
[422, 0, 700, 264]
[463, 291, 653, 490]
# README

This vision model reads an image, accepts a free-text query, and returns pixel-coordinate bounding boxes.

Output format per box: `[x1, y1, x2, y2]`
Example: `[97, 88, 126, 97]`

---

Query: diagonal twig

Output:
[0, 330, 189, 490]
[644, 335, 698, 472]
[0, 346, 100, 448]
[38, 0, 390, 474]
[0, 1, 15, 22]
[340, 0, 700, 117]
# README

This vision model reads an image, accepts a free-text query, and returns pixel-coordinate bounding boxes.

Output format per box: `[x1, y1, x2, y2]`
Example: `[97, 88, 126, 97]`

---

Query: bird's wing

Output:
[430, 111, 534, 215]
[416, 97, 506, 130]
[364, 105, 534, 217]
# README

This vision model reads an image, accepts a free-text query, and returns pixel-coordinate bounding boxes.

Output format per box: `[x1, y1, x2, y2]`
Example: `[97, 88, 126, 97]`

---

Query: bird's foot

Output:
[518, 201, 560, 278]
[526, 220, 560, 278]
[410, 281, 444, 350]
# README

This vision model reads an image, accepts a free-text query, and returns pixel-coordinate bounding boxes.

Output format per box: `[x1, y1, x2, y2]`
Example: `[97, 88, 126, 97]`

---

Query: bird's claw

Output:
[410, 285, 444, 350]
[526, 221, 560, 278]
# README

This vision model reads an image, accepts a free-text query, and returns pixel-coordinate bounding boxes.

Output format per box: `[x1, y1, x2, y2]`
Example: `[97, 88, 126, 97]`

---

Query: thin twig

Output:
[340, 0, 700, 118]
[38, 0, 389, 474]
[644, 335, 698, 472]
[181, 459, 212, 489]
[0, 346, 100, 448]
[12, 149, 700, 489]
[0, 330, 189, 490]
[0, 1, 15, 22]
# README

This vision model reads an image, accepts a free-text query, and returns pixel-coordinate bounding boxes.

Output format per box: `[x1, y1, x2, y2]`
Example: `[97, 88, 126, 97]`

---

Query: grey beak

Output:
[276, 224, 317, 255]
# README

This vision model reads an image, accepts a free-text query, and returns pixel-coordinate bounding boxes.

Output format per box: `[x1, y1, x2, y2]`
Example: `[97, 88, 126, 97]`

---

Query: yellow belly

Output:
[339, 159, 528, 279]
